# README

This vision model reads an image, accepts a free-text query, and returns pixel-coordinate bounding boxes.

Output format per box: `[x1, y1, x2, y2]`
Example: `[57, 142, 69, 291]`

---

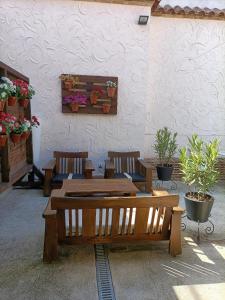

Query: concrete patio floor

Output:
[0, 184, 225, 300]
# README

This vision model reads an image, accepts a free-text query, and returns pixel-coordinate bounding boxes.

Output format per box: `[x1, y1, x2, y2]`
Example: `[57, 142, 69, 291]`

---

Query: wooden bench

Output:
[43, 190, 183, 262]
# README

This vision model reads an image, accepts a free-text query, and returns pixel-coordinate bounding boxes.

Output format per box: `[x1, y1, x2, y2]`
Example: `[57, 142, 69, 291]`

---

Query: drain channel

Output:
[95, 244, 116, 300]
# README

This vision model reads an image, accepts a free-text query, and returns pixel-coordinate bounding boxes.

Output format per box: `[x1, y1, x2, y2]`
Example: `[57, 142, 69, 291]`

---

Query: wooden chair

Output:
[43, 190, 183, 262]
[104, 151, 152, 192]
[42, 151, 94, 196]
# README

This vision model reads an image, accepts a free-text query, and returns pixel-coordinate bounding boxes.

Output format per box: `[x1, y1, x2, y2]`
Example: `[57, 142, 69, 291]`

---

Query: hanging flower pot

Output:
[8, 96, 17, 106]
[0, 101, 6, 111]
[102, 103, 111, 114]
[19, 99, 29, 108]
[69, 102, 79, 112]
[11, 133, 21, 144]
[64, 80, 73, 90]
[0, 134, 7, 147]
[107, 87, 116, 98]
[21, 131, 30, 141]
[90, 91, 98, 105]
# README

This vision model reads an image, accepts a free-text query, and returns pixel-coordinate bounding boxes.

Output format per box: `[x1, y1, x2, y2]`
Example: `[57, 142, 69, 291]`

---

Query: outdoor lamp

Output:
[138, 15, 149, 25]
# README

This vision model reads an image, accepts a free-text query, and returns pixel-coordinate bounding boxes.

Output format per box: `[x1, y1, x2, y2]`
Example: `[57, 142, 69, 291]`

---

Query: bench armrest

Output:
[43, 199, 57, 218]
[42, 159, 56, 171]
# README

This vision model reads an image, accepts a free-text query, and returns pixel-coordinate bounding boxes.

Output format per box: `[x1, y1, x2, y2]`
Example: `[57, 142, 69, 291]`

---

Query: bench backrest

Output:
[108, 151, 140, 174]
[50, 192, 179, 243]
[54, 151, 88, 174]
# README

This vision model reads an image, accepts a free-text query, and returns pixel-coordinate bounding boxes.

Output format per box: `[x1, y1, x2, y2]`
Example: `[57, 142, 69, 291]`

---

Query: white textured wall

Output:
[0, 0, 225, 171]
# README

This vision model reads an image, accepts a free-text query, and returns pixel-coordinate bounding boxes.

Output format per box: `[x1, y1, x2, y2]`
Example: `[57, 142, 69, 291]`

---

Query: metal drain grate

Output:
[95, 244, 116, 300]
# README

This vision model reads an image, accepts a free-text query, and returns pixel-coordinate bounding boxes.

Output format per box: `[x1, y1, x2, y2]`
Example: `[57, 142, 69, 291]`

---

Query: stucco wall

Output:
[0, 0, 225, 172]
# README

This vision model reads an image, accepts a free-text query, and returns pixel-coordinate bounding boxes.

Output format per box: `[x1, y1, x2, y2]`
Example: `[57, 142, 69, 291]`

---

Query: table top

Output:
[62, 178, 139, 195]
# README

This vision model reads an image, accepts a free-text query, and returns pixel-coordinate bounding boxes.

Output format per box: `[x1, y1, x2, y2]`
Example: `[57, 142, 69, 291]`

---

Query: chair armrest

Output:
[84, 160, 94, 179]
[138, 159, 152, 170]
[105, 159, 115, 171]
[104, 159, 115, 178]
[42, 159, 56, 171]
[85, 160, 95, 171]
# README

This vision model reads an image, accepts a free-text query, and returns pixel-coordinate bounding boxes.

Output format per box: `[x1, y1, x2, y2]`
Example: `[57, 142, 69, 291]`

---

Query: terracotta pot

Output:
[69, 102, 79, 112]
[11, 133, 21, 144]
[8, 96, 17, 106]
[107, 87, 116, 98]
[21, 131, 30, 141]
[64, 80, 73, 90]
[19, 99, 29, 108]
[90, 91, 98, 105]
[0, 134, 7, 147]
[0, 100, 6, 111]
[102, 103, 111, 114]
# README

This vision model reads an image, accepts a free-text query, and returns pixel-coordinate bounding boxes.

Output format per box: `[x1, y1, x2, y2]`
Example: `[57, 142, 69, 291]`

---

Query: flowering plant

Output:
[0, 83, 9, 101]
[31, 115, 40, 128]
[63, 93, 88, 105]
[13, 79, 29, 100]
[92, 86, 104, 97]
[0, 112, 16, 134]
[28, 85, 35, 99]
[106, 81, 117, 88]
[0, 77, 16, 97]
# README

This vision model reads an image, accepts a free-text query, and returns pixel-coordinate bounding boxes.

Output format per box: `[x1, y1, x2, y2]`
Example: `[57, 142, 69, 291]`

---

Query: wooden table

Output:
[62, 178, 139, 196]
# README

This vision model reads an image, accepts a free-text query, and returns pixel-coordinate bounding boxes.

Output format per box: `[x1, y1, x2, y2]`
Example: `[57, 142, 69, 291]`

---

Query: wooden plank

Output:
[51, 194, 179, 210]
[127, 208, 133, 234]
[69, 209, 72, 237]
[134, 208, 149, 235]
[111, 208, 120, 235]
[82, 209, 96, 237]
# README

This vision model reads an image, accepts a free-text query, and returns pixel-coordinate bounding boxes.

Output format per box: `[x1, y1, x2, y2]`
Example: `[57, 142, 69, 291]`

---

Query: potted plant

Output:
[0, 82, 9, 111]
[1, 77, 17, 106]
[106, 81, 117, 98]
[11, 120, 24, 144]
[0, 112, 15, 146]
[154, 127, 177, 181]
[179, 134, 219, 223]
[90, 86, 103, 105]
[20, 115, 40, 140]
[63, 93, 87, 112]
[14, 79, 34, 108]
[102, 103, 111, 113]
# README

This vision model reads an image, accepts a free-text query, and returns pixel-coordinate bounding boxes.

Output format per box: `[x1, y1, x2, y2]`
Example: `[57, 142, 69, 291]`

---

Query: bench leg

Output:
[169, 210, 182, 256]
[43, 214, 58, 263]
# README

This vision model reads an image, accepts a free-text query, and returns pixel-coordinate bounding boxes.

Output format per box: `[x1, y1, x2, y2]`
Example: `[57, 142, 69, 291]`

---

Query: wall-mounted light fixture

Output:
[138, 15, 149, 25]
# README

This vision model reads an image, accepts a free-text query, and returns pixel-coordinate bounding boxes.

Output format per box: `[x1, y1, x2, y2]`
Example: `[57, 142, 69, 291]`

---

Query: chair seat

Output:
[129, 173, 145, 182]
[52, 173, 85, 183]
[113, 172, 145, 182]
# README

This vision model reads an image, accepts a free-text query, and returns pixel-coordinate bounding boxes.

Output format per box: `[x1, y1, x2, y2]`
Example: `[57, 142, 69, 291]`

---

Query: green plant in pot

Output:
[179, 134, 219, 223]
[154, 127, 177, 181]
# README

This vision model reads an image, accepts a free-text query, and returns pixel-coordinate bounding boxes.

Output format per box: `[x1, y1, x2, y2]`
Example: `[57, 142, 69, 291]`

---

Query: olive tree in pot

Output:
[154, 127, 177, 181]
[179, 134, 219, 223]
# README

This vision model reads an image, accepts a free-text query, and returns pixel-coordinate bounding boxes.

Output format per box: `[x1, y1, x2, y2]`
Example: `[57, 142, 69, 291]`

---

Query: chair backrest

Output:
[108, 151, 140, 174]
[53, 151, 88, 174]
[51, 192, 179, 242]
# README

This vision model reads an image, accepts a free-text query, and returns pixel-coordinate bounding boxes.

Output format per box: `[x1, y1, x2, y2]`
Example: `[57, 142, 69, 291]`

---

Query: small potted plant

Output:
[0, 82, 9, 111]
[14, 79, 34, 108]
[1, 77, 17, 106]
[154, 127, 177, 181]
[102, 103, 111, 114]
[11, 120, 23, 144]
[90, 86, 103, 105]
[106, 81, 117, 98]
[20, 118, 31, 141]
[63, 93, 87, 112]
[180, 134, 219, 223]
[0, 112, 16, 146]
